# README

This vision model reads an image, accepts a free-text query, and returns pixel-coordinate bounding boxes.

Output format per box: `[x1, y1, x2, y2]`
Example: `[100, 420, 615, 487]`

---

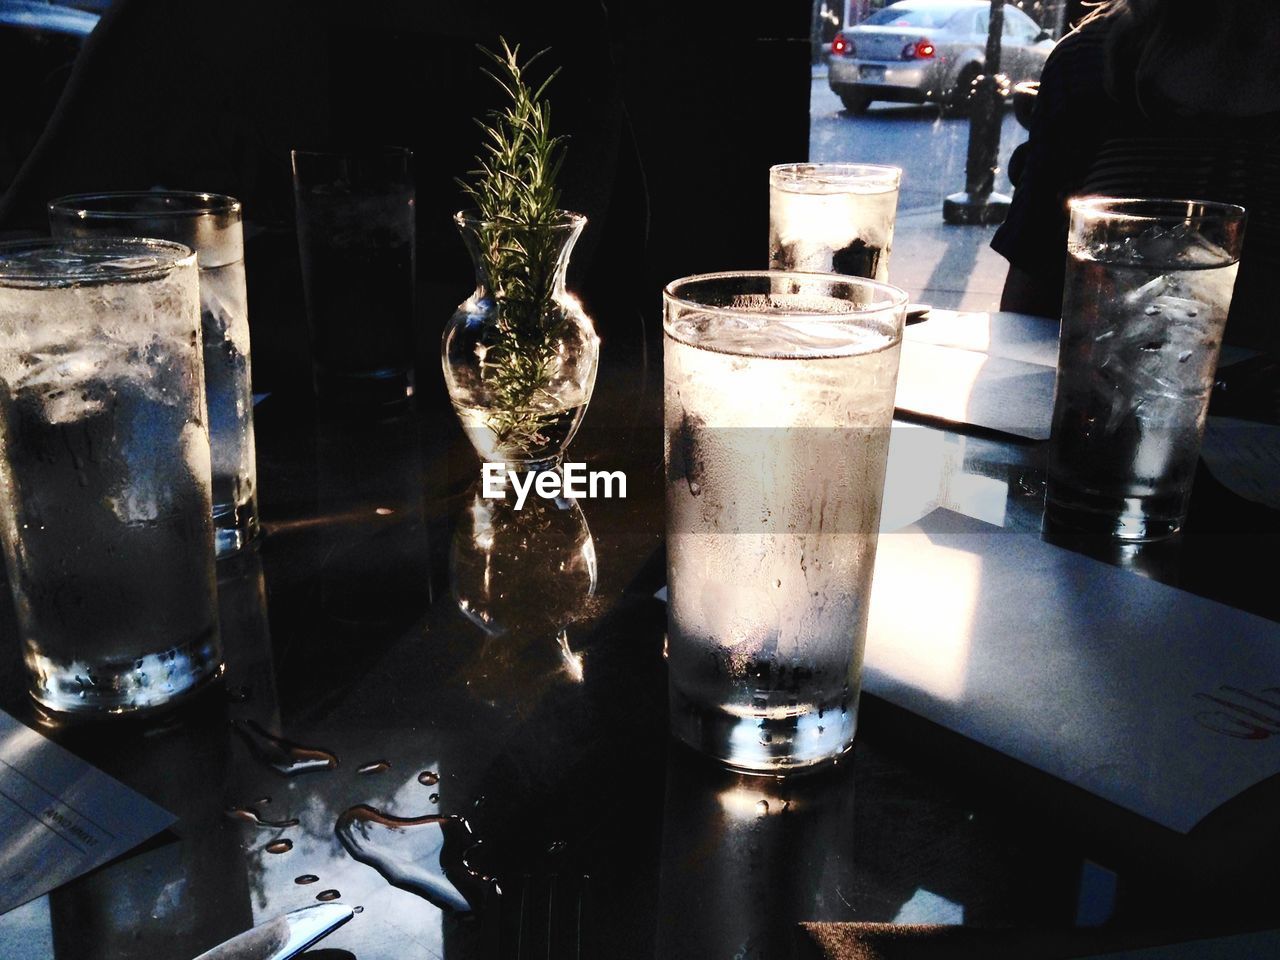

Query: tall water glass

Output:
[1046, 198, 1246, 540]
[292, 147, 416, 409]
[49, 191, 259, 556]
[769, 163, 902, 282]
[0, 239, 221, 715]
[664, 271, 907, 773]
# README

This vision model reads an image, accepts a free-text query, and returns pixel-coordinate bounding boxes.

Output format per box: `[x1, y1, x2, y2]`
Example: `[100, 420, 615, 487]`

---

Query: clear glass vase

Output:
[443, 211, 599, 468]
[450, 479, 598, 639]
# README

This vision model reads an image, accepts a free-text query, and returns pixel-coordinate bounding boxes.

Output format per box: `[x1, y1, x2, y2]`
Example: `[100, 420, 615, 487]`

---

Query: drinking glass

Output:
[49, 191, 259, 557]
[769, 163, 902, 282]
[291, 147, 416, 409]
[664, 271, 907, 773]
[1046, 198, 1246, 540]
[0, 239, 221, 715]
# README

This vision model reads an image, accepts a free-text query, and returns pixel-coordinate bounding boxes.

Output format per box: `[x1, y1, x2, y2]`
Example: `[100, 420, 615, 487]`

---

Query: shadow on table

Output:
[41, 547, 286, 960]
[654, 748, 861, 959]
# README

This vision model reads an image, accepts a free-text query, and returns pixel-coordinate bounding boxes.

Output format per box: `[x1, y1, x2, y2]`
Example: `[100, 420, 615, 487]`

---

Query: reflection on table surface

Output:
[0, 311, 1277, 960]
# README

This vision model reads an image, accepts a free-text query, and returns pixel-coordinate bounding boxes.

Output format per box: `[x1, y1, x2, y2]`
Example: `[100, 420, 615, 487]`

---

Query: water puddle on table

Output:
[224, 801, 300, 829]
[334, 804, 495, 913]
[232, 719, 339, 775]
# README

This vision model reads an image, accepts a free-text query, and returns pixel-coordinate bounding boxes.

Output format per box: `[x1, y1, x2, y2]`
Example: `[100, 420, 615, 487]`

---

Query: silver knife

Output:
[191, 903, 354, 960]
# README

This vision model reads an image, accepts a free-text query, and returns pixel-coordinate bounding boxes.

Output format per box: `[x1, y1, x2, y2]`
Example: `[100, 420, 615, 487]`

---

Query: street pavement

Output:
[809, 66, 1030, 312]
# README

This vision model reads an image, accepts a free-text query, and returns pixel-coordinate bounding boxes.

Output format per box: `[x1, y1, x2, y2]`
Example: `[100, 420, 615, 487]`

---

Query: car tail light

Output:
[902, 38, 936, 59]
[832, 33, 854, 57]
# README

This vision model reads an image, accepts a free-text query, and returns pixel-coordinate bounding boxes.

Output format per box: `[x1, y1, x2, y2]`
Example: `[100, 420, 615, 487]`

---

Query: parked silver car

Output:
[828, 0, 1054, 114]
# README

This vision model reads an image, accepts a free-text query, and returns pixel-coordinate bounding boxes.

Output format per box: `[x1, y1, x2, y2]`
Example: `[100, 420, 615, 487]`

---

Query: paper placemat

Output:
[0, 710, 175, 915]
[895, 340, 1055, 440]
[865, 509, 1280, 834]
[1200, 416, 1280, 510]
[906, 311, 1258, 371]
[905, 310, 1060, 368]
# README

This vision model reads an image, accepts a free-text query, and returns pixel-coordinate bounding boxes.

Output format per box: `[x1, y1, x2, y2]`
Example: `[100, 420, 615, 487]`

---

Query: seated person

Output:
[991, 0, 1280, 359]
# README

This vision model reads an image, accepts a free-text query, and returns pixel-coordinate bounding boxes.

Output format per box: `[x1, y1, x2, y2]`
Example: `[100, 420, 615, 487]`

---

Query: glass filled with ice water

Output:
[664, 271, 907, 773]
[49, 192, 259, 556]
[292, 147, 416, 410]
[0, 239, 221, 715]
[1046, 198, 1246, 541]
[769, 163, 902, 282]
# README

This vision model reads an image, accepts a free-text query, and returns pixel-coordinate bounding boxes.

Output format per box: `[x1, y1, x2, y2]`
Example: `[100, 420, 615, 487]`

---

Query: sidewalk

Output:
[808, 72, 1022, 313]
[892, 208, 1009, 313]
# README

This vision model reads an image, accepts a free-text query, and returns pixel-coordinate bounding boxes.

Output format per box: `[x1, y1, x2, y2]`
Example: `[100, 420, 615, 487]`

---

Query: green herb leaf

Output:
[462, 37, 574, 457]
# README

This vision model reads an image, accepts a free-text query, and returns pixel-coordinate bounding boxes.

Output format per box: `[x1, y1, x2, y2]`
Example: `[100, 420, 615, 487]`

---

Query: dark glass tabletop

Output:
[1, 308, 1277, 960]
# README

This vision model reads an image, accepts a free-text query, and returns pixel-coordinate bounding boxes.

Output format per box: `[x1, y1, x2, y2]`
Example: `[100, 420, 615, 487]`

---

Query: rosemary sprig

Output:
[460, 38, 572, 456]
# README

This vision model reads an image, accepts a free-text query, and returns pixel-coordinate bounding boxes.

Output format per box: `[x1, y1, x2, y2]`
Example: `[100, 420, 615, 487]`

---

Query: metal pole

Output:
[943, 0, 1012, 225]
[812, 0, 825, 65]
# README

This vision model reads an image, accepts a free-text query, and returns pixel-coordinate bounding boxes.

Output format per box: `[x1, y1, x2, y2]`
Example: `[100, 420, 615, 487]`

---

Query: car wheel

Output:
[840, 91, 871, 115]
[945, 64, 982, 116]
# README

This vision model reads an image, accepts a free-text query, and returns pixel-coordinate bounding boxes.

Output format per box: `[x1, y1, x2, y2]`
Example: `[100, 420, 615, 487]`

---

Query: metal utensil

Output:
[191, 903, 353, 960]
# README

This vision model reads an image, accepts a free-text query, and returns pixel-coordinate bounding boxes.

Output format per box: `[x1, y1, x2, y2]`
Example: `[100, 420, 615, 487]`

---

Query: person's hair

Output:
[1078, 0, 1264, 115]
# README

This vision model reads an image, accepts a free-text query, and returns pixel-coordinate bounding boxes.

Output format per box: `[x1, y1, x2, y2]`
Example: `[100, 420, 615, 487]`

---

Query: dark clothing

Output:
[991, 19, 1280, 353]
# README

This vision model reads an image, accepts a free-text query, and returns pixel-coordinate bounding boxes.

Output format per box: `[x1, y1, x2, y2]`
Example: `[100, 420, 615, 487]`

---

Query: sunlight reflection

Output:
[716, 779, 794, 821]
[866, 536, 981, 703]
[893, 341, 989, 427]
[892, 887, 965, 925]
[556, 629, 585, 683]
[882, 427, 1007, 530]
[469, 497, 496, 553]
[954, 311, 993, 352]
[939, 454, 1007, 527]
[881, 423, 950, 531]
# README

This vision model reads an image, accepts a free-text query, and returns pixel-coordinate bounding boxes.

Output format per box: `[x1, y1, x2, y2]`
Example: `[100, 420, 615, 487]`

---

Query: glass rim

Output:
[48, 190, 242, 220]
[769, 162, 903, 189]
[453, 209, 586, 230]
[0, 237, 196, 288]
[1068, 196, 1247, 226]
[665, 270, 908, 314]
[663, 271, 908, 357]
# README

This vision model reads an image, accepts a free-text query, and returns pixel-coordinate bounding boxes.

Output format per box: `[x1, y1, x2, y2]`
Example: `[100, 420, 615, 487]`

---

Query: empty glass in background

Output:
[0, 239, 221, 716]
[664, 271, 907, 773]
[49, 191, 259, 557]
[1047, 197, 1246, 541]
[291, 147, 416, 409]
[769, 163, 902, 282]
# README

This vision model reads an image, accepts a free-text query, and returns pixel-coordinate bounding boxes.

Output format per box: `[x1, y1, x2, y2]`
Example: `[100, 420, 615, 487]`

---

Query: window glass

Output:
[811, 1, 1069, 312]
[862, 7, 954, 29]
[1006, 8, 1040, 41]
